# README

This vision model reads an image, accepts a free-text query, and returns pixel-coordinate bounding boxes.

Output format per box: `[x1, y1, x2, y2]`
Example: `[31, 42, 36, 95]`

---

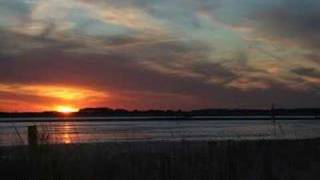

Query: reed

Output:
[0, 138, 319, 180]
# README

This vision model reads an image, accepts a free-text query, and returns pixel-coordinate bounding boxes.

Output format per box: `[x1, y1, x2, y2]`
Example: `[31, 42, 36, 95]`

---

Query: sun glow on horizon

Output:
[0, 83, 107, 100]
[55, 105, 78, 114]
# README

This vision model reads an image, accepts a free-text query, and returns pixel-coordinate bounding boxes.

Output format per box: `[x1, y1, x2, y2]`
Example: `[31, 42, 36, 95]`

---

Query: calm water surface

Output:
[0, 117, 319, 146]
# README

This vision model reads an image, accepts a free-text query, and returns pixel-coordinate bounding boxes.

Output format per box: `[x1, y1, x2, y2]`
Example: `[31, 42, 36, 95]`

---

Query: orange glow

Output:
[0, 83, 107, 100]
[0, 83, 109, 112]
[63, 134, 72, 144]
[62, 123, 72, 144]
[55, 105, 78, 113]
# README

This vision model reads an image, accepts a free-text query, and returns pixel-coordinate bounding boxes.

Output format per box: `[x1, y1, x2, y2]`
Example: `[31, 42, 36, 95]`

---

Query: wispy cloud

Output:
[0, 0, 320, 110]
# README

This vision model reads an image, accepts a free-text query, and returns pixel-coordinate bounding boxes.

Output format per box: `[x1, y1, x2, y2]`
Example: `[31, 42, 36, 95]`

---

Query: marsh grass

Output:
[0, 139, 319, 180]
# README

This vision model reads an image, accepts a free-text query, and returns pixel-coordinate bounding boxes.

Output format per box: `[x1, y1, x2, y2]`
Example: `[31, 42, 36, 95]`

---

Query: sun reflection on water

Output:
[63, 134, 71, 144]
[62, 122, 72, 144]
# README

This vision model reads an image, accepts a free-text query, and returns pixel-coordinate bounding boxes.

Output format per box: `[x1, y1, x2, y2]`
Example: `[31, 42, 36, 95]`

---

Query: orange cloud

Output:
[0, 83, 109, 112]
[0, 83, 107, 101]
[226, 78, 270, 91]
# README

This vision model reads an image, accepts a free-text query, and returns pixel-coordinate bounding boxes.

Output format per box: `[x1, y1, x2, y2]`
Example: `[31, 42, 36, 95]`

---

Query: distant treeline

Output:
[0, 107, 320, 117]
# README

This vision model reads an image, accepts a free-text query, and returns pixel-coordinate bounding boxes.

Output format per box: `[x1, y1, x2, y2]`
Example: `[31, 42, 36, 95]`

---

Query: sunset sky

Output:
[0, 0, 320, 112]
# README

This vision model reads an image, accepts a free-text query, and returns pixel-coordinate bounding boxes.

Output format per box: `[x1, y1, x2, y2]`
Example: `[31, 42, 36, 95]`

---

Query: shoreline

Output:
[1, 116, 320, 123]
[1, 136, 320, 148]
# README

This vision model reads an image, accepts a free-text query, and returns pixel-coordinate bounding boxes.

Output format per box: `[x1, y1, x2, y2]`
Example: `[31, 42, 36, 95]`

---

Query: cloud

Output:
[305, 53, 320, 65]
[23, 0, 166, 35]
[204, 0, 320, 50]
[252, 1, 320, 49]
[291, 67, 320, 79]
[0, 83, 107, 100]
[291, 67, 320, 86]
[226, 78, 270, 91]
[1, 0, 320, 110]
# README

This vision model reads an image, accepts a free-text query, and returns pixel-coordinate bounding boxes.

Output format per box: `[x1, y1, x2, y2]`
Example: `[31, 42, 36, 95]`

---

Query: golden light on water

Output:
[63, 134, 72, 144]
[55, 105, 78, 113]
[62, 123, 72, 144]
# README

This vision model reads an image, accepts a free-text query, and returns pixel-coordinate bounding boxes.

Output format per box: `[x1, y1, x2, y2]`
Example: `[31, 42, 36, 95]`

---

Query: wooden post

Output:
[271, 103, 277, 136]
[28, 125, 38, 146]
[271, 103, 276, 123]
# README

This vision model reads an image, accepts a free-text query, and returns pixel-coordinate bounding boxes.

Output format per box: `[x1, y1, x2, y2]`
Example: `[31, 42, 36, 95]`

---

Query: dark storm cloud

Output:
[123, 39, 241, 84]
[198, 0, 320, 49]
[0, 28, 83, 58]
[253, 0, 320, 49]
[305, 54, 320, 65]
[190, 62, 236, 82]
[291, 67, 320, 79]
[102, 35, 143, 46]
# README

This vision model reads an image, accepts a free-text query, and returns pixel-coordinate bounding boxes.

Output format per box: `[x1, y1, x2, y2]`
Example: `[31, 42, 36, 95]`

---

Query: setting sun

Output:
[55, 105, 78, 114]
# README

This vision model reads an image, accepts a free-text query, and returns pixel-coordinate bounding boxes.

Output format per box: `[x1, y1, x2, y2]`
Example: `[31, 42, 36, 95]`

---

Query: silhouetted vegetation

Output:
[1, 139, 319, 180]
[1, 108, 320, 119]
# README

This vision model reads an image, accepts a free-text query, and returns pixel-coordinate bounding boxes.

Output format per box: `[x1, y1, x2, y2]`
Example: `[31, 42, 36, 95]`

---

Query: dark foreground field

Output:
[1, 139, 320, 180]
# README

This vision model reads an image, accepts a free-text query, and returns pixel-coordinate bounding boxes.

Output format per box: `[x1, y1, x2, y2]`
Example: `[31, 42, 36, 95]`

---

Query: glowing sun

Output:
[55, 105, 78, 113]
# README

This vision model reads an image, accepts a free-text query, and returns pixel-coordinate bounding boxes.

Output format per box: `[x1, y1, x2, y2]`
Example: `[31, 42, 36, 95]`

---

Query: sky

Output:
[0, 0, 320, 112]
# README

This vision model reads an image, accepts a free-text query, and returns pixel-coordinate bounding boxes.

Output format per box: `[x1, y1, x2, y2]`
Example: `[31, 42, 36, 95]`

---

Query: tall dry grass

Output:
[0, 139, 319, 180]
